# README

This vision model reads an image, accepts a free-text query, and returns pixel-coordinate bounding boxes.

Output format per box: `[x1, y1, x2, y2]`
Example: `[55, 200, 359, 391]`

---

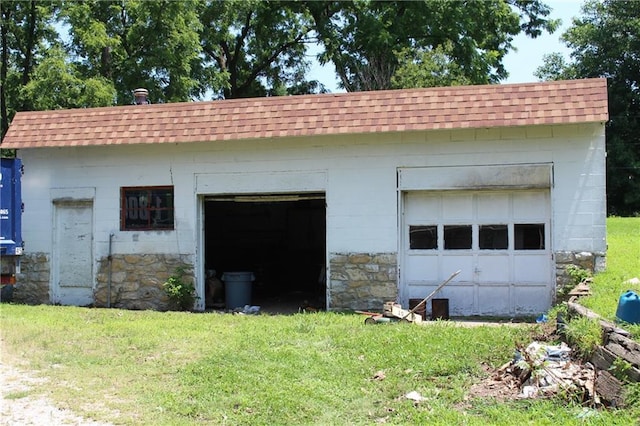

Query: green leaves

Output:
[20, 45, 116, 110]
[198, 0, 315, 98]
[163, 266, 197, 311]
[1, 0, 59, 136]
[312, 0, 556, 91]
[392, 44, 472, 89]
[62, 0, 204, 104]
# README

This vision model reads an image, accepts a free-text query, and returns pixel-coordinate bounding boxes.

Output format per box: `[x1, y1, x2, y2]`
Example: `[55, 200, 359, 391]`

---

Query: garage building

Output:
[1, 78, 609, 316]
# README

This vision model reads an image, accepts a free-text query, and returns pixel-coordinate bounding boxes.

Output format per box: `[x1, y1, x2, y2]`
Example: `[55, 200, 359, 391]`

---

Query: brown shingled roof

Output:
[1, 78, 608, 149]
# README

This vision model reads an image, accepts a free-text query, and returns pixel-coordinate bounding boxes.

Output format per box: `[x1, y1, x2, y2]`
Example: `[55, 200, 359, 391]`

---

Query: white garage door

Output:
[401, 190, 552, 317]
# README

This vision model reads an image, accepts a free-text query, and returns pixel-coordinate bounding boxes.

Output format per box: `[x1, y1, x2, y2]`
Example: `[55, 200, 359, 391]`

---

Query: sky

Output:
[503, 0, 583, 83]
[309, 0, 585, 91]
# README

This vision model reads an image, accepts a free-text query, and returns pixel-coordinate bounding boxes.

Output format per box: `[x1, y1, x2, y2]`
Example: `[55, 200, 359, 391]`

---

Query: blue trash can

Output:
[222, 272, 254, 309]
[615, 290, 640, 324]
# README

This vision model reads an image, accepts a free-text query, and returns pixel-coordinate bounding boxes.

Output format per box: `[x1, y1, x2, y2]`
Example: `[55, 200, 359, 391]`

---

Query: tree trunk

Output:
[0, 5, 9, 138]
[18, 0, 37, 111]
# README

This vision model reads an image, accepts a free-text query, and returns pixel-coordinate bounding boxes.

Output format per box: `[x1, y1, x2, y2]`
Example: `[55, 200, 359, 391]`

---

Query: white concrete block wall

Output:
[548, 125, 607, 253]
[17, 122, 606, 296]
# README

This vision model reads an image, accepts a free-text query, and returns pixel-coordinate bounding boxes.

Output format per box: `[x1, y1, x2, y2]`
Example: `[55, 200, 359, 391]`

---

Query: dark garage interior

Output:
[204, 193, 326, 313]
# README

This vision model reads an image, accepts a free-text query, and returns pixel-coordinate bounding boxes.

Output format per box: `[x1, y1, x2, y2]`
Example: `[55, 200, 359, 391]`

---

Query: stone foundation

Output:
[555, 250, 606, 299]
[95, 254, 194, 311]
[329, 252, 397, 310]
[8, 249, 606, 312]
[13, 253, 51, 305]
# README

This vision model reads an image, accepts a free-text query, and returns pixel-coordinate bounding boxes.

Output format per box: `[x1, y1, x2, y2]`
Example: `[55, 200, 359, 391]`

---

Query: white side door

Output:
[52, 200, 94, 306]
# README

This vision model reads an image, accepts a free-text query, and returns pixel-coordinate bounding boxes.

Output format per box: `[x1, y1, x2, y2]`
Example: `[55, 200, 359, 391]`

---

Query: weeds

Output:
[560, 315, 602, 359]
[556, 265, 592, 302]
[557, 218, 639, 356]
[163, 266, 197, 311]
[566, 265, 592, 287]
[610, 358, 635, 382]
[624, 382, 640, 406]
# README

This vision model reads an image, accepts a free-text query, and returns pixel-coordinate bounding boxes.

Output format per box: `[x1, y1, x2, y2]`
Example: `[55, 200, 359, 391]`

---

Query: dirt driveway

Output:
[0, 362, 112, 426]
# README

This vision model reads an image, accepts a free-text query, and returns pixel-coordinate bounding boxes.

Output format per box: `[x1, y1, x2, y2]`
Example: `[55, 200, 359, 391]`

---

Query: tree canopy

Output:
[62, 0, 204, 103]
[311, 0, 556, 91]
[2, 0, 557, 140]
[536, 0, 640, 215]
[1, 0, 58, 136]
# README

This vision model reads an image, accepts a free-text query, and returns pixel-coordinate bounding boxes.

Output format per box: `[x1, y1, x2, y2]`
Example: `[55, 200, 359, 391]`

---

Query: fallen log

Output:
[606, 332, 640, 367]
[591, 346, 640, 382]
[566, 301, 630, 337]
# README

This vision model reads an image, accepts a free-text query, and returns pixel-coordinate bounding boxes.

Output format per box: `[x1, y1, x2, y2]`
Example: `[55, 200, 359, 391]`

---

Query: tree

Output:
[21, 44, 115, 110]
[1, 0, 58, 138]
[62, 0, 205, 104]
[391, 43, 472, 89]
[309, 0, 558, 92]
[198, 0, 320, 99]
[1, 0, 560, 137]
[537, 0, 640, 215]
[533, 52, 577, 81]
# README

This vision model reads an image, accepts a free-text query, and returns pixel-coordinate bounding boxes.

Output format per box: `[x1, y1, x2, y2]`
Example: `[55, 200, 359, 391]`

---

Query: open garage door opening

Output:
[204, 193, 326, 313]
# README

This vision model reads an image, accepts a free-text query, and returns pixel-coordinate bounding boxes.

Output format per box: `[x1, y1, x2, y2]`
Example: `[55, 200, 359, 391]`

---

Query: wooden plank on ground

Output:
[591, 346, 640, 382]
[595, 370, 625, 408]
[606, 332, 640, 367]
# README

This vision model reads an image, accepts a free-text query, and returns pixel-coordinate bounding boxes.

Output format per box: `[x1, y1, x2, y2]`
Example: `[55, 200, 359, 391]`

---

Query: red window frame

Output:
[120, 186, 174, 231]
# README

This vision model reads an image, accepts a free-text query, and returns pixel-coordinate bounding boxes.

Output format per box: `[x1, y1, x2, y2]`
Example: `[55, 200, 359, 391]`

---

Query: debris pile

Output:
[495, 341, 599, 405]
[232, 305, 261, 315]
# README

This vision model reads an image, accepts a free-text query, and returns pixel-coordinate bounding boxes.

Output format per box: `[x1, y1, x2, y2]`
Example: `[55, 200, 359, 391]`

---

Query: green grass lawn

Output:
[1, 218, 639, 425]
[1, 309, 637, 425]
[581, 217, 640, 325]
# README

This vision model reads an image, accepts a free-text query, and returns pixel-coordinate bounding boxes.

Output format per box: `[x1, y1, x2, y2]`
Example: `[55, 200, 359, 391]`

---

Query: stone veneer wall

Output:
[9, 250, 605, 312]
[95, 254, 194, 311]
[555, 250, 606, 298]
[329, 252, 397, 310]
[13, 253, 50, 305]
[329, 250, 607, 311]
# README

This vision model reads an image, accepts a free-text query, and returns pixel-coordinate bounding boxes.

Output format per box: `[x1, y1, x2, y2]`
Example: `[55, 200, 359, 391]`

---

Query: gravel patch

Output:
[0, 362, 113, 426]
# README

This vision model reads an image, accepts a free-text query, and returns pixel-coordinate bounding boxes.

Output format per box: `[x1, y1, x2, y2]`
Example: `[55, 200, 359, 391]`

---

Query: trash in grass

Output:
[500, 341, 598, 403]
[404, 391, 427, 402]
[372, 370, 386, 381]
[233, 305, 261, 315]
[535, 314, 548, 323]
[623, 277, 639, 286]
[575, 407, 599, 419]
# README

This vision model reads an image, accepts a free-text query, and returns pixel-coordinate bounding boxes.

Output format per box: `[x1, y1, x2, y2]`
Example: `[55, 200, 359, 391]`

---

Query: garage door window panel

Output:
[515, 223, 545, 250]
[409, 225, 438, 249]
[444, 225, 472, 250]
[479, 224, 508, 250]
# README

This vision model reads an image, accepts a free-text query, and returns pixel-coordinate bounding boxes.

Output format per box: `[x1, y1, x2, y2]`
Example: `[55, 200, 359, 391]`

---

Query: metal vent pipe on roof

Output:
[133, 88, 149, 105]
